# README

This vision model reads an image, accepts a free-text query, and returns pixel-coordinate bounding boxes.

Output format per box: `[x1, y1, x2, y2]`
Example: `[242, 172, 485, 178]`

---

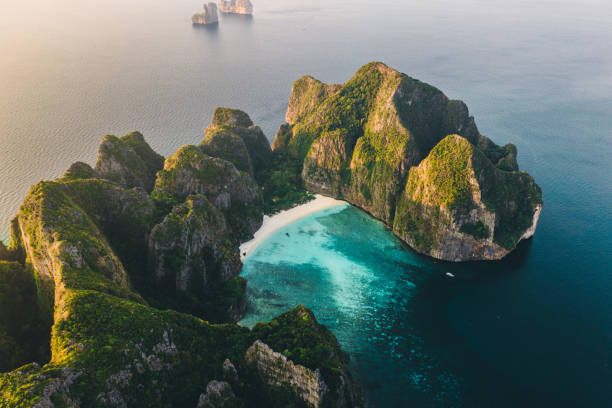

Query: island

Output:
[219, 0, 254, 15]
[0, 109, 363, 407]
[0, 62, 542, 406]
[273, 62, 542, 261]
[192, 2, 219, 25]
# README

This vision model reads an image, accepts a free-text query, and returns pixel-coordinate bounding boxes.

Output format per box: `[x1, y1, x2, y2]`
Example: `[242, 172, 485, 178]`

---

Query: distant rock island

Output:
[273, 62, 543, 261]
[219, 0, 254, 15]
[192, 2, 219, 25]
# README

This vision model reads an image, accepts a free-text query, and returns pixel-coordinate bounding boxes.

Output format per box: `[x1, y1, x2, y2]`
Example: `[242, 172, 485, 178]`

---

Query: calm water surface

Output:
[2, 0, 612, 406]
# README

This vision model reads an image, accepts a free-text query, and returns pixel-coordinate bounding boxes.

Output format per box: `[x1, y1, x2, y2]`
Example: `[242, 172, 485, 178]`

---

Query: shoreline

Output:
[240, 194, 346, 261]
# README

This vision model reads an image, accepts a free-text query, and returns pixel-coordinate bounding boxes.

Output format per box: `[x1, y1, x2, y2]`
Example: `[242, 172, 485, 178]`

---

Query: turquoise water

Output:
[241, 204, 462, 406]
[242, 197, 612, 407]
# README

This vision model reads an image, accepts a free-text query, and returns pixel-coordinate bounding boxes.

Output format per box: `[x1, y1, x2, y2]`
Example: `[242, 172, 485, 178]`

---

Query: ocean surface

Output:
[2, 0, 611, 406]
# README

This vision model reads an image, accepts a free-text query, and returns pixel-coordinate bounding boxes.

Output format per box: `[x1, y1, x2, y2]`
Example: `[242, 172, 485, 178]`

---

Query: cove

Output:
[240, 204, 463, 407]
[240, 203, 594, 407]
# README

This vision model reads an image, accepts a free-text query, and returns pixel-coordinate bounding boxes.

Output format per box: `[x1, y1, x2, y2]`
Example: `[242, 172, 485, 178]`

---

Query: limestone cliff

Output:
[393, 135, 542, 261]
[273, 62, 541, 261]
[245, 340, 329, 407]
[0, 132, 362, 407]
[200, 108, 272, 178]
[249, 305, 363, 407]
[154, 144, 264, 241]
[192, 3, 219, 25]
[219, 0, 253, 15]
[95, 131, 164, 192]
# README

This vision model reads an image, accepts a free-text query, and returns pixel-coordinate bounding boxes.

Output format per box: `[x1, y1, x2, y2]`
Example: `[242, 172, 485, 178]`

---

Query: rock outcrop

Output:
[393, 135, 542, 261]
[95, 131, 164, 192]
[197, 380, 238, 408]
[192, 3, 219, 25]
[218, 0, 253, 15]
[273, 62, 542, 261]
[249, 305, 364, 407]
[201, 108, 272, 177]
[148, 194, 241, 291]
[61, 161, 98, 181]
[246, 340, 329, 407]
[154, 144, 263, 241]
[0, 131, 362, 407]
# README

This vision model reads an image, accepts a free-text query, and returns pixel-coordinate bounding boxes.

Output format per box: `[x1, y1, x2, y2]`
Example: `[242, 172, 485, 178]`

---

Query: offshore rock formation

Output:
[273, 62, 542, 261]
[0, 130, 362, 406]
[219, 0, 254, 15]
[192, 2, 219, 25]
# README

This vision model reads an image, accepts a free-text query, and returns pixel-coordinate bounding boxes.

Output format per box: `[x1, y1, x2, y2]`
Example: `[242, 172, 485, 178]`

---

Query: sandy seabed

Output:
[239, 194, 345, 260]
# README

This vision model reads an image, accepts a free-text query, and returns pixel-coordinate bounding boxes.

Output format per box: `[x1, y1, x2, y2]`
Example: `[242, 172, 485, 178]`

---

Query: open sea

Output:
[2, 0, 611, 406]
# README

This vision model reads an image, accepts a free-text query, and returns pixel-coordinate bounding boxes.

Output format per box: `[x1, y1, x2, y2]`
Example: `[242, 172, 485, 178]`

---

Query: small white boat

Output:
[446, 272, 455, 278]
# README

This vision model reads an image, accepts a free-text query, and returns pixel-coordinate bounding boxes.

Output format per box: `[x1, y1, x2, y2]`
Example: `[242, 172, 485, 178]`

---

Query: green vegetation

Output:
[61, 162, 98, 181]
[460, 221, 490, 240]
[95, 131, 164, 192]
[251, 305, 361, 407]
[200, 129, 254, 175]
[407, 135, 476, 212]
[257, 150, 315, 215]
[212, 107, 254, 128]
[288, 62, 385, 161]
[0, 262, 51, 372]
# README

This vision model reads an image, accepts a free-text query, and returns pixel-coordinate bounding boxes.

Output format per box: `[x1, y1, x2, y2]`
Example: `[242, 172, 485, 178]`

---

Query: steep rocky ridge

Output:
[201, 107, 273, 178]
[154, 144, 263, 242]
[95, 131, 164, 193]
[393, 135, 542, 261]
[0, 131, 362, 407]
[273, 62, 541, 261]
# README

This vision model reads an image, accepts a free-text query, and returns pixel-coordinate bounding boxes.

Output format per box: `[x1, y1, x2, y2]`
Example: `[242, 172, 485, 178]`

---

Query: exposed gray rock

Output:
[202, 108, 272, 176]
[197, 380, 238, 408]
[218, 0, 253, 15]
[245, 340, 329, 408]
[95, 131, 164, 193]
[148, 194, 241, 291]
[200, 129, 254, 176]
[222, 359, 238, 382]
[192, 3, 219, 25]
[154, 145, 263, 240]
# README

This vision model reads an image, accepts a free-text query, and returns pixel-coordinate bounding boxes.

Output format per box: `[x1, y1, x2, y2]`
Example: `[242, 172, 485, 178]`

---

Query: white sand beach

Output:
[239, 194, 346, 260]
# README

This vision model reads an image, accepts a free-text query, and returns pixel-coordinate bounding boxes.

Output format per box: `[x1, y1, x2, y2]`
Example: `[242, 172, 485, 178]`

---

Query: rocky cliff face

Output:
[393, 135, 542, 261]
[219, 0, 253, 15]
[94, 131, 164, 193]
[0, 131, 361, 407]
[201, 108, 272, 178]
[154, 144, 263, 241]
[148, 194, 242, 296]
[273, 62, 542, 261]
[192, 2, 219, 25]
[248, 305, 364, 407]
[245, 340, 329, 407]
